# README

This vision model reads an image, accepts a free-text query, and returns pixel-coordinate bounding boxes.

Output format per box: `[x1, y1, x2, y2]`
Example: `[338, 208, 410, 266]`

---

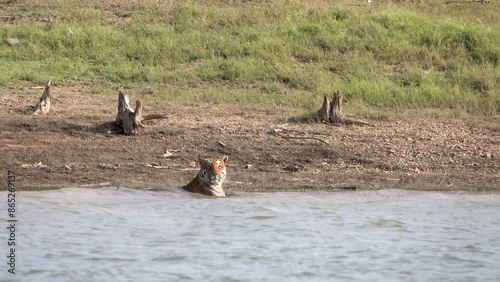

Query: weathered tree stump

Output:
[315, 94, 331, 122]
[115, 91, 144, 135]
[329, 90, 343, 124]
[33, 80, 51, 115]
[314, 90, 343, 124]
[308, 90, 374, 127]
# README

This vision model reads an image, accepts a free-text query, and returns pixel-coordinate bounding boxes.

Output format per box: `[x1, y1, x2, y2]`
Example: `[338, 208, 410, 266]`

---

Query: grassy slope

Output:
[0, 0, 498, 116]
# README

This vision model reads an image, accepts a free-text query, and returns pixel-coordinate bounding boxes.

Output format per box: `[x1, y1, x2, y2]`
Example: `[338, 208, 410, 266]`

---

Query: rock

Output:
[5, 38, 19, 46]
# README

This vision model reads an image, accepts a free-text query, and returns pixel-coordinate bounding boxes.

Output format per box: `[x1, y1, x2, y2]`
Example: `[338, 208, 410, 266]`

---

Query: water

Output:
[1, 188, 500, 282]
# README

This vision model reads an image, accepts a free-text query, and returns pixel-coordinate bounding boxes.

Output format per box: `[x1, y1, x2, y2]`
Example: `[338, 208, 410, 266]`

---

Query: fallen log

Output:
[33, 80, 51, 115]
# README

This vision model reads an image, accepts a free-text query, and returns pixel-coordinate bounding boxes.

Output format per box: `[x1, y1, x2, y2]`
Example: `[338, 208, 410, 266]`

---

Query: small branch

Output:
[340, 117, 375, 127]
[272, 129, 329, 145]
[445, 0, 490, 4]
[143, 114, 168, 121]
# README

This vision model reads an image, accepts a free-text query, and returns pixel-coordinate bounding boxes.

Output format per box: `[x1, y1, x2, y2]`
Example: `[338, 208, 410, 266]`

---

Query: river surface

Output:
[1, 188, 500, 282]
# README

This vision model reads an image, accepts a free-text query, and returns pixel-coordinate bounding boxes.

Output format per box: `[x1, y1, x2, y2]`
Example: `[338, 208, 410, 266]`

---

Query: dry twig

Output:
[272, 128, 329, 145]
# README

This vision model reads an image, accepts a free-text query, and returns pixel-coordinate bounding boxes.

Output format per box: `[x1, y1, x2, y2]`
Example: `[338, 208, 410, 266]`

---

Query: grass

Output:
[0, 0, 498, 116]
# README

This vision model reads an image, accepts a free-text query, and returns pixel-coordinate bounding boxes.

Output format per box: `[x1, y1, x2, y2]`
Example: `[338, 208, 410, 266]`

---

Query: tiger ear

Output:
[222, 155, 228, 163]
[197, 155, 204, 165]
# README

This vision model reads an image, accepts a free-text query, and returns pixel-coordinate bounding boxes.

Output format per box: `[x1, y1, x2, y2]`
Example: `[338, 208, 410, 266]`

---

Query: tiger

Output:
[182, 155, 228, 197]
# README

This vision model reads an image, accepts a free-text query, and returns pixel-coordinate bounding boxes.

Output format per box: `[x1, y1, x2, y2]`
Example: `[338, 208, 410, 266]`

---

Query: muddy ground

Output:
[1, 84, 499, 193]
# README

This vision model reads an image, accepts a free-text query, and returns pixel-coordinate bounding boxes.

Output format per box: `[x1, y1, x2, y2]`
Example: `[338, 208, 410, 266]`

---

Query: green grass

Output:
[0, 0, 498, 116]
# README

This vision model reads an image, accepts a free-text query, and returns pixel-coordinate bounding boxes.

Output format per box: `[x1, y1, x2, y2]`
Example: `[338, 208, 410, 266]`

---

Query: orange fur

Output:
[182, 155, 228, 197]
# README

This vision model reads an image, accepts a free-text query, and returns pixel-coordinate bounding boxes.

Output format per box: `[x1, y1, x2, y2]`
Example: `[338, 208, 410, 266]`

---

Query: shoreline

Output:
[1, 87, 498, 193]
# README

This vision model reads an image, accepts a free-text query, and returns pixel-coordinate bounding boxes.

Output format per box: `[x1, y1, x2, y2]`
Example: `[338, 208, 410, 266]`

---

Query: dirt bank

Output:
[1, 85, 499, 193]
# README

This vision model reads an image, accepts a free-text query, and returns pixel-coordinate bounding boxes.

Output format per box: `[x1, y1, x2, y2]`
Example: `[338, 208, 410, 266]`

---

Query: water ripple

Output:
[4, 189, 500, 281]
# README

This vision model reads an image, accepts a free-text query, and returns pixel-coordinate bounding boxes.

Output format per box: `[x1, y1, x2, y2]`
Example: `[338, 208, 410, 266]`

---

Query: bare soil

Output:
[1, 84, 499, 193]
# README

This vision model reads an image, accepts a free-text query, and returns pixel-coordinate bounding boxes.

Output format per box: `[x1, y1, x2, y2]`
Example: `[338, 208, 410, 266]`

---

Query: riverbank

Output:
[1, 0, 499, 116]
[1, 86, 498, 192]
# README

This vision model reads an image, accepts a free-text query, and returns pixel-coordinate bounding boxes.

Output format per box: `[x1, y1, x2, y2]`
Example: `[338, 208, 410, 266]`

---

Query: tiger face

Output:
[183, 155, 229, 197]
[198, 155, 228, 187]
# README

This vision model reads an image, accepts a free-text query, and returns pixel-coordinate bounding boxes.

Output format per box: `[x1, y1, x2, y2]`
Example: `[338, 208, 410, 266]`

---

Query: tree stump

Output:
[315, 94, 331, 122]
[314, 90, 343, 124]
[115, 91, 144, 135]
[310, 90, 373, 127]
[33, 80, 51, 115]
[329, 90, 343, 124]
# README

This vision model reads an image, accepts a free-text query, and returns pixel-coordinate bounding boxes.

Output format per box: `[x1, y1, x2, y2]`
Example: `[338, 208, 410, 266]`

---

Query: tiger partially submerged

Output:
[183, 155, 228, 197]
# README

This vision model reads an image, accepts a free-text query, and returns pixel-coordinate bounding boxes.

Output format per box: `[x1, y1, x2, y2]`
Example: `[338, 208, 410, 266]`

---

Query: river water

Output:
[1, 188, 500, 282]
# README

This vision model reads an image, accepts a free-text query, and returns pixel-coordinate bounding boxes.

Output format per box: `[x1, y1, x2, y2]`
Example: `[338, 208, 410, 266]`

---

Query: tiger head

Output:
[198, 155, 228, 184]
[185, 155, 227, 197]
[183, 155, 228, 197]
